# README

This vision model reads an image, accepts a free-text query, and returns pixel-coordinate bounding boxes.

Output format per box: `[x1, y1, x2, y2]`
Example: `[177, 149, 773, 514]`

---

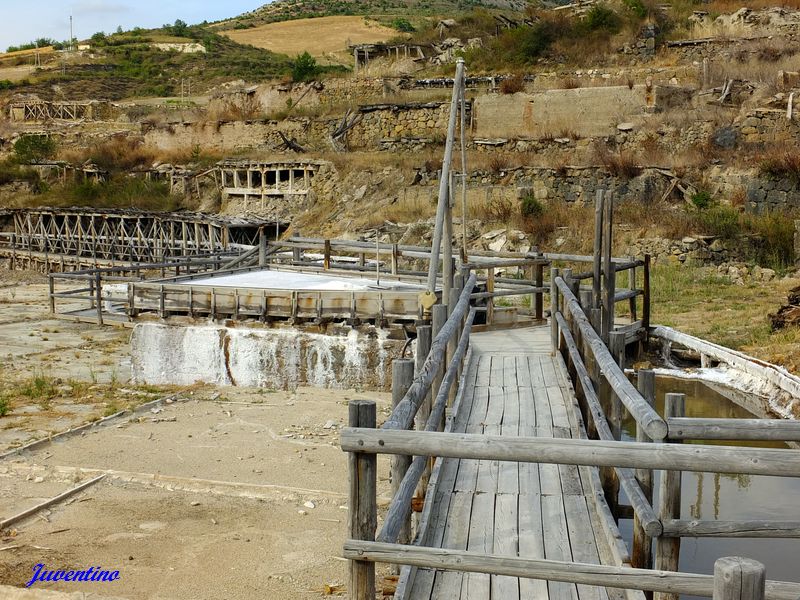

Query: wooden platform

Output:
[403, 327, 635, 600]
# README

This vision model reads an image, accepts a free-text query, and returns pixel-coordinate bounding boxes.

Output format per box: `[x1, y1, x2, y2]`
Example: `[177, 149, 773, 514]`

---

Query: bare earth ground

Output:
[222, 16, 397, 60]
[0, 272, 393, 598]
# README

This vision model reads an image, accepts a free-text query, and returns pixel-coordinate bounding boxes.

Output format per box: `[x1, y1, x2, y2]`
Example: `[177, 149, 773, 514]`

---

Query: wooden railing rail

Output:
[341, 429, 800, 477]
[382, 273, 477, 432]
[343, 541, 797, 600]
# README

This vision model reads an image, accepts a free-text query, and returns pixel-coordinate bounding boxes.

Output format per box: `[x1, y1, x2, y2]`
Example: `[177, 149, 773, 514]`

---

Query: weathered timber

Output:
[556, 276, 667, 440]
[340, 429, 800, 477]
[343, 541, 800, 599]
[555, 312, 661, 537]
[414, 325, 433, 499]
[349, 401, 377, 600]
[655, 393, 685, 600]
[391, 359, 415, 548]
[0, 474, 106, 529]
[667, 418, 800, 441]
[593, 190, 604, 310]
[382, 273, 477, 431]
[377, 309, 476, 545]
[663, 520, 800, 538]
[633, 369, 656, 572]
[714, 557, 765, 600]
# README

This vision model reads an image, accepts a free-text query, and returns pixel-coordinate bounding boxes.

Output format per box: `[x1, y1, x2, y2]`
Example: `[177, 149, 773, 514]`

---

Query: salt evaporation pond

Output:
[181, 270, 425, 292]
[619, 376, 800, 597]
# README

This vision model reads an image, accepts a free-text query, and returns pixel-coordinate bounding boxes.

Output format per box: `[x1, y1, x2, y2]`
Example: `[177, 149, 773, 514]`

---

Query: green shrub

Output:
[391, 18, 415, 33]
[0, 394, 9, 417]
[521, 194, 544, 218]
[583, 5, 622, 34]
[747, 211, 797, 269]
[758, 151, 800, 183]
[292, 51, 318, 82]
[690, 190, 713, 210]
[13, 135, 56, 164]
[694, 205, 740, 239]
[623, 0, 648, 19]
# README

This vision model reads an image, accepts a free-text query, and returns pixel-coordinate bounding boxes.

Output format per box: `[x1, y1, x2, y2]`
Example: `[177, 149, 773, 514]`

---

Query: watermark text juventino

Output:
[26, 563, 120, 587]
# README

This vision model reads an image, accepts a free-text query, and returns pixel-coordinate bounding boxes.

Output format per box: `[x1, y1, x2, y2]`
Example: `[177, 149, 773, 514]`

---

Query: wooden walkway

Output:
[404, 327, 633, 600]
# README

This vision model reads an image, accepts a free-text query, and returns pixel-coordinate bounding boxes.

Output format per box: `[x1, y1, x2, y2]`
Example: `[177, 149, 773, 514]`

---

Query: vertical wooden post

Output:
[486, 268, 495, 325]
[432, 304, 448, 429]
[561, 268, 573, 348]
[643, 254, 651, 332]
[632, 369, 656, 573]
[534, 261, 544, 322]
[48, 275, 55, 314]
[415, 325, 433, 498]
[593, 190, 604, 309]
[655, 392, 685, 600]
[391, 359, 415, 550]
[448, 286, 460, 406]
[550, 267, 560, 354]
[258, 226, 267, 267]
[391, 244, 399, 275]
[713, 557, 765, 600]
[348, 400, 377, 600]
[602, 194, 615, 343]
[579, 289, 593, 312]
[628, 261, 638, 322]
[323, 239, 331, 270]
[95, 271, 103, 326]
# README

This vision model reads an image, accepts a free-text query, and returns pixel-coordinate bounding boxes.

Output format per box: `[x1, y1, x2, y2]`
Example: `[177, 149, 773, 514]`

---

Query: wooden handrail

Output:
[341, 429, 800, 477]
[342, 541, 799, 599]
[378, 308, 476, 544]
[382, 273, 477, 431]
[555, 276, 667, 440]
[668, 417, 800, 441]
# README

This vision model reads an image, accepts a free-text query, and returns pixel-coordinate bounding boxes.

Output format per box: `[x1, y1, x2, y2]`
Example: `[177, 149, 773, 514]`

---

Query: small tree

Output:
[13, 135, 56, 164]
[292, 51, 318, 82]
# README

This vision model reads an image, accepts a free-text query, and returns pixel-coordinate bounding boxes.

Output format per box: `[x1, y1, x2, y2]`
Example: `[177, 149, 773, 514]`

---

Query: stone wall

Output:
[746, 176, 800, 213]
[736, 108, 799, 144]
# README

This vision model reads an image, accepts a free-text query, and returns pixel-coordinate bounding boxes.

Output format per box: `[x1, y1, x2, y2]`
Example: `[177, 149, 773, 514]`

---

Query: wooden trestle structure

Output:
[0, 207, 283, 271]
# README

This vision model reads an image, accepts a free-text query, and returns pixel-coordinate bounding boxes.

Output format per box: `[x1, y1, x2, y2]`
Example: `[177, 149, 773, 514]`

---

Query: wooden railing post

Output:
[258, 226, 267, 267]
[593, 189, 604, 309]
[391, 359, 415, 551]
[628, 259, 638, 321]
[348, 400, 377, 600]
[643, 254, 651, 332]
[414, 325, 433, 503]
[655, 392, 685, 600]
[48, 274, 55, 314]
[550, 267, 560, 353]
[601, 193, 615, 343]
[323, 239, 331, 270]
[486, 268, 495, 325]
[534, 260, 544, 322]
[432, 304, 448, 429]
[95, 271, 104, 326]
[633, 369, 656, 573]
[713, 557, 765, 600]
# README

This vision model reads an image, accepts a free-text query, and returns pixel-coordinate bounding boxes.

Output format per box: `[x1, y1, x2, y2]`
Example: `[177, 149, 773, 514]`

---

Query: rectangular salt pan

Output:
[179, 270, 425, 292]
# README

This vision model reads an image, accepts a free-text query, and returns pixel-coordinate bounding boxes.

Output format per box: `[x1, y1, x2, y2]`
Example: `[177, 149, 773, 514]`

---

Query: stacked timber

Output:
[769, 284, 800, 330]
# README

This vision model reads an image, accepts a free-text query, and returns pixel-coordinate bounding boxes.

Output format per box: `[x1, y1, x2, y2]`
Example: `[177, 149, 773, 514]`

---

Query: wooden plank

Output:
[554, 427, 584, 496]
[461, 492, 494, 599]
[492, 493, 521, 600]
[431, 491, 473, 597]
[548, 385, 572, 428]
[475, 354, 492, 386]
[518, 493, 548, 598]
[499, 387, 520, 495]
[542, 494, 579, 600]
[564, 495, 609, 600]
[503, 355, 518, 387]
[516, 355, 533, 388]
[409, 490, 453, 598]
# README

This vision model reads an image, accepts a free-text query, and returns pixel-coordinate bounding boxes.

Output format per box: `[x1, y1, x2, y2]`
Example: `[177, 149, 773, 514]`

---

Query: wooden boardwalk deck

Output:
[404, 327, 633, 600]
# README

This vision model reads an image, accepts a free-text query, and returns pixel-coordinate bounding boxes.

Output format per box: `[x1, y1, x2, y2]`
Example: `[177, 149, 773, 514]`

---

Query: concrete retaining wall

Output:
[130, 323, 400, 391]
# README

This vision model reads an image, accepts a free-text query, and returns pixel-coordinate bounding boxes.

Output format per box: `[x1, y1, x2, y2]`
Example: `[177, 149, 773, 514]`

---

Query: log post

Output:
[323, 239, 331, 270]
[258, 226, 267, 267]
[713, 557, 765, 600]
[550, 267, 560, 353]
[48, 274, 55, 314]
[632, 369, 656, 573]
[432, 304, 448, 429]
[655, 392, 685, 600]
[486, 268, 495, 325]
[348, 400, 377, 600]
[95, 271, 104, 326]
[534, 260, 544, 322]
[601, 194, 615, 343]
[415, 325, 433, 500]
[593, 190, 604, 309]
[643, 254, 651, 332]
[391, 359, 415, 551]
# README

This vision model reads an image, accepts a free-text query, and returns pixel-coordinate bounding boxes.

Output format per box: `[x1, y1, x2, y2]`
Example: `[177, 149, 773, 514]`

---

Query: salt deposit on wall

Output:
[131, 323, 396, 391]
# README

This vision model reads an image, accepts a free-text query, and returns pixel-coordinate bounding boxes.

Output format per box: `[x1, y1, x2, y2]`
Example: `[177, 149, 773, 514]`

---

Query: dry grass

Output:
[706, 40, 800, 88]
[499, 75, 525, 95]
[593, 144, 642, 179]
[221, 16, 396, 59]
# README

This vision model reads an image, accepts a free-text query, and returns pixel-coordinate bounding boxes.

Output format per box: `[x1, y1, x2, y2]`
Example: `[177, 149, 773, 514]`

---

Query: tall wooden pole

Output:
[593, 190, 604, 310]
[633, 369, 656, 575]
[348, 400, 377, 600]
[391, 359, 415, 550]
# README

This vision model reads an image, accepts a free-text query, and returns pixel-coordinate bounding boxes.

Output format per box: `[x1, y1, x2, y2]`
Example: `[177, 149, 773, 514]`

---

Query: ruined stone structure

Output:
[217, 159, 326, 206]
[9, 99, 108, 122]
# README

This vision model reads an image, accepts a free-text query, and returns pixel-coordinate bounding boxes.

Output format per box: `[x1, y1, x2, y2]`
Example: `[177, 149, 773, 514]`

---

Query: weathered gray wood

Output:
[554, 312, 662, 536]
[564, 495, 608, 600]
[601, 193, 614, 341]
[633, 369, 656, 571]
[462, 491, 493, 598]
[491, 493, 520, 599]
[518, 493, 548, 598]
[593, 190, 604, 310]
[391, 358, 415, 549]
[655, 393, 685, 600]
[555, 276, 667, 441]
[663, 520, 800, 538]
[430, 490, 472, 597]
[713, 557, 765, 600]
[341, 428, 800, 477]
[0, 474, 106, 529]
[667, 418, 800, 442]
[383, 273, 476, 431]
[415, 325, 433, 500]
[432, 303, 449, 424]
[344, 541, 800, 599]
[348, 400, 377, 600]
[551, 267, 561, 352]
[543, 494, 580, 600]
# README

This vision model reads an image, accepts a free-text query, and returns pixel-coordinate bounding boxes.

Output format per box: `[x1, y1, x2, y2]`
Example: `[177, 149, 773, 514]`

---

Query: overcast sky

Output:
[2, 1, 267, 48]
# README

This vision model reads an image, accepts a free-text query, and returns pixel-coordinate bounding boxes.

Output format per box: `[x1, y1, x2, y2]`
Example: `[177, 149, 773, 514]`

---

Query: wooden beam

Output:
[663, 520, 800, 538]
[668, 418, 800, 441]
